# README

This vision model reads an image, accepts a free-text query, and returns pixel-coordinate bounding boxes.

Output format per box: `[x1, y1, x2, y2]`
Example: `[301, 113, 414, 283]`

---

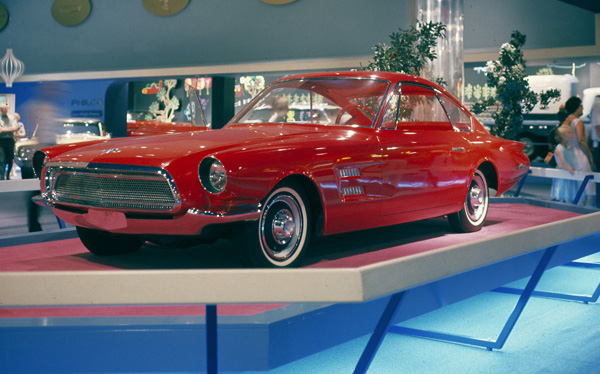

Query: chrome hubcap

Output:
[469, 187, 483, 211]
[466, 174, 487, 223]
[272, 209, 295, 245]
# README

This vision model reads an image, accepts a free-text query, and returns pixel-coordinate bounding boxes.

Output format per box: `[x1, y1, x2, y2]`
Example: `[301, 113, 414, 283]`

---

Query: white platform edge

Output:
[0, 179, 40, 193]
[1, 211, 599, 307]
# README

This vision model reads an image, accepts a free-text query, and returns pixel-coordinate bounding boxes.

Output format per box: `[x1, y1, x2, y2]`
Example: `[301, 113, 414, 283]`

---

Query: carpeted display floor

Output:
[0, 203, 583, 319]
[0, 204, 581, 273]
[0, 201, 598, 373]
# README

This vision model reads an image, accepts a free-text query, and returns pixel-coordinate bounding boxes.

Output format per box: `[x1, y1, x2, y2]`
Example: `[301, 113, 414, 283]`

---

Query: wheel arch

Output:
[269, 174, 324, 237]
[477, 161, 498, 194]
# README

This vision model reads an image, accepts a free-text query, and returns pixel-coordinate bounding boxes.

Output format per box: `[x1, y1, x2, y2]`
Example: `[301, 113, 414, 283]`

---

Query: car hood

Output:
[50, 123, 334, 167]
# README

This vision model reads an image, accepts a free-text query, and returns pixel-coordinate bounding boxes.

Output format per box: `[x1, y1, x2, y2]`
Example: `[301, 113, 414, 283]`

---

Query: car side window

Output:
[437, 93, 473, 132]
[380, 83, 401, 129]
[398, 83, 450, 124]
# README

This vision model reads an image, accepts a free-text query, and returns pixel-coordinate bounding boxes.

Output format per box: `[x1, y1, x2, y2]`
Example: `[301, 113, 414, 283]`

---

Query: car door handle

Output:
[452, 147, 465, 153]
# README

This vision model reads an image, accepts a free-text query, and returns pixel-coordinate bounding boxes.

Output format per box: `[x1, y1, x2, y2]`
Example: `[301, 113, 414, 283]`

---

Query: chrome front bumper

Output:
[47, 205, 261, 236]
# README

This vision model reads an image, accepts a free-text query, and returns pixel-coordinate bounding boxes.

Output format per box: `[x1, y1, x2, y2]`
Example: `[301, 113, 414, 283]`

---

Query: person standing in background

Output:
[0, 103, 18, 180]
[588, 96, 600, 205]
[8, 113, 26, 179]
[564, 97, 595, 205]
[551, 126, 579, 202]
[589, 96, 600, 171]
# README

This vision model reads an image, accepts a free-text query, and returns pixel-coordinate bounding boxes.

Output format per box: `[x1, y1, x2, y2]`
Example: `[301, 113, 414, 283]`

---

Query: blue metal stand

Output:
[206, 304, 218, 374]
[495, 259, 600, 304]
[566, 260, 600, 269]
[353, 292, 407, 374]
[513, 167, 597, 206]
[354, 246, 557, 373]
[55, 216, 66, 229]
[494, 284, 600, 304]
[573, 175, 594, 205]
[512, 169, 531, 198]
[391, 246, 557, 351]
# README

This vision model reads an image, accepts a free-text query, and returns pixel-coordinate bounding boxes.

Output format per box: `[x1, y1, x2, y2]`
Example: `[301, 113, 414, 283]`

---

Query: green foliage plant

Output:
[361, 20, 446, 85]
[471, 31, 561, 139]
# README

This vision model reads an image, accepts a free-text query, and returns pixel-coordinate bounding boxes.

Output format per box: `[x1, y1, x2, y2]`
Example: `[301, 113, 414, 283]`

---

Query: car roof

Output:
[275, 70, 436, 84]
[272, 71, 453, 100]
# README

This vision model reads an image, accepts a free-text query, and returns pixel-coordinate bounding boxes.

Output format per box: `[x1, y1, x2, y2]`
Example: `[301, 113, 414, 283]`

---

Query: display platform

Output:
[1, 199, 599, 373]
[0, 179, 61, 237]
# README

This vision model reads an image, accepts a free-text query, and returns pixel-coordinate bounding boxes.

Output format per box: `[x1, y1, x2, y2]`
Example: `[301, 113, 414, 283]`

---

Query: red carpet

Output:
[0, 203, 581, 318]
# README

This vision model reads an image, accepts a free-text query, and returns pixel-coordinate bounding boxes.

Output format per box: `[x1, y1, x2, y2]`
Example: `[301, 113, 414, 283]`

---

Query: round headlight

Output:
[200, 158, 227, 194]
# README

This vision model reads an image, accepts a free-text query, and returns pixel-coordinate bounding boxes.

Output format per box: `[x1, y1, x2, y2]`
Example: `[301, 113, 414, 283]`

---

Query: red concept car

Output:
[34, 71, 529, 267]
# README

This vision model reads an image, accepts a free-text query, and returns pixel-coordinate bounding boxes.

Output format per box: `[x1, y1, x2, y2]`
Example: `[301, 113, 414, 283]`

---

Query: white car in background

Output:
[15, 118, 110, 178]
[582, 87, 600, 126]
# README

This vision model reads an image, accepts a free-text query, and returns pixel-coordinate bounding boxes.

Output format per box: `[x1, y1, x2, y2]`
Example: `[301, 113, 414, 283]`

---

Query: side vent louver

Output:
[342, 186, 364, 196]
[338, 168, 360, 178]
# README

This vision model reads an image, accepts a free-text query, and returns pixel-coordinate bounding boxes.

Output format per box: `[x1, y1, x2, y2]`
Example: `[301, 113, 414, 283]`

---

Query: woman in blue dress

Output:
[551, 125, 580, 202]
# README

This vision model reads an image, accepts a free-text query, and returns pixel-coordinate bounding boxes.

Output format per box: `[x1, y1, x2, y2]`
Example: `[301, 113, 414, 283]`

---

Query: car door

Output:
[378, 82, 468, 216]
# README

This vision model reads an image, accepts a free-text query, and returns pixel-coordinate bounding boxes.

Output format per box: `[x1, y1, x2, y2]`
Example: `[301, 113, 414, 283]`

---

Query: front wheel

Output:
[239, 184, 311, 268]
[76, 226, 143, 255]
[448, 170, 489, 233]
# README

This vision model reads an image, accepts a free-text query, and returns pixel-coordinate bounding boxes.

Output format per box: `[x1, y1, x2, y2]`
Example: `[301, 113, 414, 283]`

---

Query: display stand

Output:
[353, 245, 557, 374]
[495, 259, 600, 304]
[206, 305, 218, 374]
[2, 203, 600, 373]
[514, 167, 600, 206]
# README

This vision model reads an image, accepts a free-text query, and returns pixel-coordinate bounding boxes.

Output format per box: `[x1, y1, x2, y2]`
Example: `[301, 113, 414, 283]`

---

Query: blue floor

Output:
[235, 258, 600, 374]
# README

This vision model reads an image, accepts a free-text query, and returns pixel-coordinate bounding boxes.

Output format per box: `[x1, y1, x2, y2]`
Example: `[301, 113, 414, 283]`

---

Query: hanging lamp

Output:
[0, 48, 25, 88]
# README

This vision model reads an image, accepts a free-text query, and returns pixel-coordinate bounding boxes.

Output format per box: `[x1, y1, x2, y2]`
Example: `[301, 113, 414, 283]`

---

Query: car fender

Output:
[39, 139, 112, 159]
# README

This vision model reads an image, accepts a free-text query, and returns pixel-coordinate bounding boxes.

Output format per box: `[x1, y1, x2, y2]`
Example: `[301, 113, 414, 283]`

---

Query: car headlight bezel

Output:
[199, 157, 227, 194]
[32, 150, 49, 179]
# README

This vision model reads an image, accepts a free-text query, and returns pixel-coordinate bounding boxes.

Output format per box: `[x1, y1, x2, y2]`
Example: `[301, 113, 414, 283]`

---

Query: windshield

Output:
[231, 77, 390, 128]
[58, 122, 102, 136]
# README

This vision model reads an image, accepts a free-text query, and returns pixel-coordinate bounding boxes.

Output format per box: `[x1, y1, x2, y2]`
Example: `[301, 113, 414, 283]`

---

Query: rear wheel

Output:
[448, 170, 489, 232]
[239, 184, 311, 267]
[76, 226, 143, 255]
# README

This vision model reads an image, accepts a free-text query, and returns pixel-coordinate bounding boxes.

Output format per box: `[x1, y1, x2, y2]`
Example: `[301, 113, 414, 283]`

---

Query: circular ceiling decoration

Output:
[0, 4, 8, 31]
[142, 0, 189, 16]
[51, 0, 91, 26]
[261, 0, 297, 4]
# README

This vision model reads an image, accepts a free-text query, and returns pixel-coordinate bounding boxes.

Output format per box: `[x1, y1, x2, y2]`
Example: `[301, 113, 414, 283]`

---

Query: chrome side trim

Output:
[187, 207, 261, 220]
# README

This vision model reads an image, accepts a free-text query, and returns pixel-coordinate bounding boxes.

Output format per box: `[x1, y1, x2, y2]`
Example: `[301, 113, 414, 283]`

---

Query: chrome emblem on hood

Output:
[100, 148, 121, 155]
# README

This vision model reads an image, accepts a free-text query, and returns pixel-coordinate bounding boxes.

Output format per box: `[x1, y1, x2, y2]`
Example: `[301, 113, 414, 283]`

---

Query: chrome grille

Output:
[47, 166, 180, 212]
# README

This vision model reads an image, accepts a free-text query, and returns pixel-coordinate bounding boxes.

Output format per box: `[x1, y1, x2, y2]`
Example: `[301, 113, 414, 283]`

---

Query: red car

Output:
[34, 71, 529, 267]
[127, 120, 198, 136]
